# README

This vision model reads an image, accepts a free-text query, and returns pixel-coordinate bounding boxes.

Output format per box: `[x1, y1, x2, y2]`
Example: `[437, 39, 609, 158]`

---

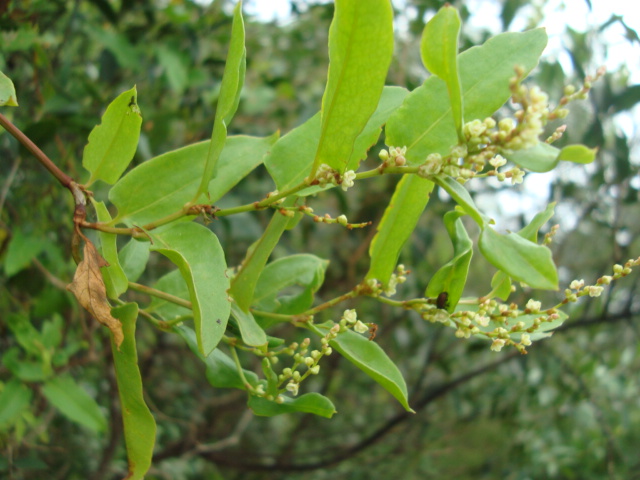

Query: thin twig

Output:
[0, 156, 21, 214]
[0, 113, 73, 189]
[32, 258, 68, 290]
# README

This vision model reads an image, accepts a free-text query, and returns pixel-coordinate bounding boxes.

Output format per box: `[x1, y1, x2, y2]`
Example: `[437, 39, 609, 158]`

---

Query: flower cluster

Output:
[383, 264, 409, 297]
[274, 333, 335, 398]
[563, 257, 640, 304]
[379, 146, 407, 166]
[273, 308, 379, 398]
[313, 163, 357, 192]
[414, 257, 640, 354]
[410, 68, 604, 189]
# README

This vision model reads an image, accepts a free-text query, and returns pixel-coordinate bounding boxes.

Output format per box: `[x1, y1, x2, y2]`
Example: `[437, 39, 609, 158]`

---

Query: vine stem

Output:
[0, 112, 74, 189]
[229, 344, 255, 392]
[303, 289, 358, 317]
[128, 281, 192, 309]
[80, 164, 432, 237]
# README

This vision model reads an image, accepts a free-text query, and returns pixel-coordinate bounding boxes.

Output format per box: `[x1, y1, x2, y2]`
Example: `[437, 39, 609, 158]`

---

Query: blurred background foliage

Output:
[1, 0, 639, 478]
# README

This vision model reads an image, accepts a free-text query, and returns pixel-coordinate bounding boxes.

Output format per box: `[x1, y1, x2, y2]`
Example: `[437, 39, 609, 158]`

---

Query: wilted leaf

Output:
[67, 240, 124, 348]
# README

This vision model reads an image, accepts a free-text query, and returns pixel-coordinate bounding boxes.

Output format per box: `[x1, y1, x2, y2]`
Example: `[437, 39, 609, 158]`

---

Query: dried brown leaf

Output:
[67, 240, 124, 348]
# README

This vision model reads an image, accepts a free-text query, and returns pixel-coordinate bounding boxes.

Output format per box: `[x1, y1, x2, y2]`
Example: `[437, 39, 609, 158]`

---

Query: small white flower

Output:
[354, 320, 369, 334]
[483, 117, 496, 129]
[510, 168, 525, 185]
[286, 382, 299, 396]
[490, 338, 506, 352]
[309, 365, 320, 375]
[315, 163, 335, 186]
[450, 144, 468, 158]
[476, 315, 490, 328]
[341, 170, 356, 191]
[489, 154, 507, 168]
[587, 285, 604, 297]
[498, 118, 514, 132]
[521, 333, 532, 346]
[418, 160, 441, 177]
[526, 299, 542, 312]
[464, 119, 486, 139]
[342, 309, 358, 324]
[384, 274, 398, 297]
[569, 279, 585, 290]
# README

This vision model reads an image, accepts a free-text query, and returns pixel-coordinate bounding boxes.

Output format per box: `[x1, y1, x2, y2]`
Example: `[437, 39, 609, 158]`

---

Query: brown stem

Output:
[0, 112, 74, 189]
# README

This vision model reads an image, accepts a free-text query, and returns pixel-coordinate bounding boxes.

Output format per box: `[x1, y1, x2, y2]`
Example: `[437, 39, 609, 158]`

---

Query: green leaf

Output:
[196, 1, 246, 197]
[3, 229, 48, 277]
[517, 202, 555, 243]
[387, 28, 547, 164]
[93, 200, 128, 299]
[505, 142, 597, 172]
[41, 315, 64, 351]
[248, 393, 336, 419]
[83, 86, 142, 187]
[2, 348, 48, 382]
[421, 6, 463, 139]
[425, 211, 473, 312]
[366, 175, 434, 286]
[484, 203, 556, 300]
[0, 380, 32, 430]
[42, 375, 107, 433]
[110, 303, 156, 480]
[230, 303, 267, 347]
[490, 271, 512, 301]
[87, 29, 140, 70]
[479, 227, 558, 290]
[345, 86, 409, 171]
[146, 269, 191, 320]
[156, 45, 189, 94]
[7, 314, 46, 358]
[266, 87, 407, 195]
[265, 112, 320, 192]
[229, 198, 295, 312]
[175, 325, 259, 390]
[151, 222, 230, 356]
[310, 0, 394, 176]
[119, 238, 150, 283]
[557, 144, 597, 164]
[0, 70, 18, 106]
[316, 325, 413, 412]
[433, 175, 487, 226]
[110, 134, 277, 226]
[254, 254, 329, 312]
